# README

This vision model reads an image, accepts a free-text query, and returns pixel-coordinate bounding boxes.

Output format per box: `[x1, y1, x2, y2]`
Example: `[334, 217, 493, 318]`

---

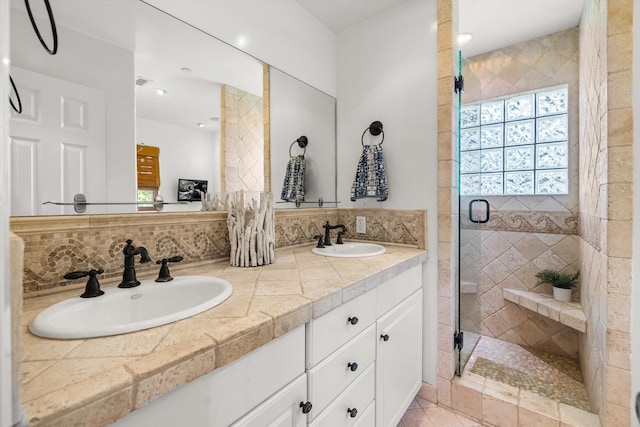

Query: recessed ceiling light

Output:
[155, 88, 167, 95]
[457, 32, 473, 46]
[181, 67, 192, 73]
[2, 58, 10, 65]
[197, 123, 205, 128]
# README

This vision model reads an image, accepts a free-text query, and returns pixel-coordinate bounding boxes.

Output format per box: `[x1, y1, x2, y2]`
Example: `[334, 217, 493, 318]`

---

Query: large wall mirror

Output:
[8, 0, 336, 216]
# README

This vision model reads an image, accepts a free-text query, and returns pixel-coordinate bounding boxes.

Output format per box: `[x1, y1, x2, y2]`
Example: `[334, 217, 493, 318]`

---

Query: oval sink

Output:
[312, 242, 386, 258]
[29, 276, 233, 339]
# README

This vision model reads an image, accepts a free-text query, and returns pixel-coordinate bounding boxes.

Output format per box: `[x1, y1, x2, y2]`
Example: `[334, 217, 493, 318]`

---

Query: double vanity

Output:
[20, 242, 426, 427]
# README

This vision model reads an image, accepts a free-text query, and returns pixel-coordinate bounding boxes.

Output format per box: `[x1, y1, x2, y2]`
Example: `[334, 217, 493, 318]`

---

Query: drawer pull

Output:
[347, 407, 358, 418]
[347, 362, 358, 372]
[300, 401, 313, 414]
[348, 316, 359, 325]
[380, 333, 390, 342]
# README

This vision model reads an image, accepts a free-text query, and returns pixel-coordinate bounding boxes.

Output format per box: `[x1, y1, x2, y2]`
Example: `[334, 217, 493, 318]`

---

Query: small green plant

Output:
[535, 269, 580, 289]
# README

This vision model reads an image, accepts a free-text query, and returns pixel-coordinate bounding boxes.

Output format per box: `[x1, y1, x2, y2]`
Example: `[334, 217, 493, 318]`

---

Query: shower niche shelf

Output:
[503, 289, 586, 333]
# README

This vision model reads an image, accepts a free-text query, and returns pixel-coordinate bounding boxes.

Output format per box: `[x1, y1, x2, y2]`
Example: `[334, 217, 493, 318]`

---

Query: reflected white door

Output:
[9, 66, 106, 215]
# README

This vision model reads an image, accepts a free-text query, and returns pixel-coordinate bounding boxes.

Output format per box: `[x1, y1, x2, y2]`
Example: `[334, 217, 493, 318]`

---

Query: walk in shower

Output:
[454, 29, 592, 413]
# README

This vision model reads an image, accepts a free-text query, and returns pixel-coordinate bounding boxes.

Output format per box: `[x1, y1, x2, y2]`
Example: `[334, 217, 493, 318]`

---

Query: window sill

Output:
[503, 288, 586, 333]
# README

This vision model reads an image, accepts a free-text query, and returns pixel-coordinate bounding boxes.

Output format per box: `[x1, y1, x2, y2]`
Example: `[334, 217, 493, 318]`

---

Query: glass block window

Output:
[459, 85, 569, 196]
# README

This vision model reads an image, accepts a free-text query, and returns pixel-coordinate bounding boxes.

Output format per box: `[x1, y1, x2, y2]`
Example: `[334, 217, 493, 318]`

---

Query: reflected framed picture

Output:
[177, 179, 208, 202]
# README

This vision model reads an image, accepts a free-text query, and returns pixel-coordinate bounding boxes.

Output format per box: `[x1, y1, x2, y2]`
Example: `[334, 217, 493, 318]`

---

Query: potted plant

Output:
[534, 269, 579, 302]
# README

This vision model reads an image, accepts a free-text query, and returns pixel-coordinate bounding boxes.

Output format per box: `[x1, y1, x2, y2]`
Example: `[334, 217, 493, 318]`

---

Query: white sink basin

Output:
[29, 276, 233, 339]
[312, 242, 386, 258]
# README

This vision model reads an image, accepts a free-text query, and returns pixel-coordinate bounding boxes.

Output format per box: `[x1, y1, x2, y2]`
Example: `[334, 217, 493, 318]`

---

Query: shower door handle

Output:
[468, 199, 490, 224]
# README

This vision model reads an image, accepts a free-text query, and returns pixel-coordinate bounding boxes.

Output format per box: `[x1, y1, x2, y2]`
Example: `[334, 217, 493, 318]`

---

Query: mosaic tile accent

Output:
[467, 336, 591, 412]
[461, 210, 578, 235]
[12, 212, 231, 295]
[13, 208, 425, 296]
[274, 208, 425, 249]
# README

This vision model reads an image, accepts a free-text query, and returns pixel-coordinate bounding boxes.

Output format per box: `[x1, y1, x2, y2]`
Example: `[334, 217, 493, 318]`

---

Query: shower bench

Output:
[502, 289, 587, 332]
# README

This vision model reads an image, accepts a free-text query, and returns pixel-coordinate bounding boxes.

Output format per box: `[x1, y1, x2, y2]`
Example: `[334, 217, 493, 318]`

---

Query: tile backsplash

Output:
[11, 208, 426, 296]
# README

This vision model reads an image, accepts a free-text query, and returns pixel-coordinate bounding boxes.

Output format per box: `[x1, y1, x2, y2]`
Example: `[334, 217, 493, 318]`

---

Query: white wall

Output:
[137, 118, 219, 212]
[632, 2, 639, 425]
[270, 67, 336, 208]
[336, 0, 439, 383]
[144, 0, 337, 97]
[0, 1, 13, 424]
[10, 8, 136, 213]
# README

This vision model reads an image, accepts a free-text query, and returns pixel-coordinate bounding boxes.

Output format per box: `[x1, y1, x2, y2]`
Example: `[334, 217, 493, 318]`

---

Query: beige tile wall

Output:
[11, 208, 426, 296]
[579, 0, 634, 424]
[436, 0, 459, 406]
[578, 0, 608, 417]
[221, 85, 264, 193]
[457, 29, 581, 358]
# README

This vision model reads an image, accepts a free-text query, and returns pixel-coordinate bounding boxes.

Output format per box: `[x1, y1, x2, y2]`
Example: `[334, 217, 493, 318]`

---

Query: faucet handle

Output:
[336, 230, 346, 244]
[313, 235, 325, 248]
[64, 268, 105, 298]
[155, 256, 183, 282]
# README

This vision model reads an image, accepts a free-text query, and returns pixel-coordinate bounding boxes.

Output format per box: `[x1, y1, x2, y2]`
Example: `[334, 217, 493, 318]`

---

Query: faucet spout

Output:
[323, 221, 346, 246]
[118, 239, 151, 288]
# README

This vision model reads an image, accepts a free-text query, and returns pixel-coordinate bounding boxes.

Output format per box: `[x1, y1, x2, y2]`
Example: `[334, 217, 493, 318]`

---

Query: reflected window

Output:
[460, 85, 569, 196]
[136, 144, 160, 211]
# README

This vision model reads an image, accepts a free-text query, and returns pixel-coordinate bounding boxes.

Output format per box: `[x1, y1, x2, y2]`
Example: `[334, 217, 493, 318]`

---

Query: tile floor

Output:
[398, 397, 481, 427]
[466, 336, 590, 412]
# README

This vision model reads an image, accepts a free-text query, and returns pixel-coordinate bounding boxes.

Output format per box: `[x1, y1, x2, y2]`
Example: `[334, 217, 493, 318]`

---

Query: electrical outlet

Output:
[356, 216, 366, 234]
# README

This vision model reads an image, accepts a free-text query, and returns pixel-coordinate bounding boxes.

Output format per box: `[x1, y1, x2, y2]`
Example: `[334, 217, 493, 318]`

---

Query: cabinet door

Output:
[376, 290, 423, 427]
[231, 374, 308, 427]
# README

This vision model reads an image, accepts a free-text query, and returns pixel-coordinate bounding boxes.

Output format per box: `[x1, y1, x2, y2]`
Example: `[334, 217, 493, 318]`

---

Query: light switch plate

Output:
[356, 216, 366, 234]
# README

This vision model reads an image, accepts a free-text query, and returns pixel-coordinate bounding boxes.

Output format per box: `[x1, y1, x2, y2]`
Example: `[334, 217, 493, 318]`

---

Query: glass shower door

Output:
[456, 51, 484, 375]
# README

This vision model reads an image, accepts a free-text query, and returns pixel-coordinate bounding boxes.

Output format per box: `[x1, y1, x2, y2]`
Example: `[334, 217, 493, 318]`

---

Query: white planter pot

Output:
[553, 287, 572, 302]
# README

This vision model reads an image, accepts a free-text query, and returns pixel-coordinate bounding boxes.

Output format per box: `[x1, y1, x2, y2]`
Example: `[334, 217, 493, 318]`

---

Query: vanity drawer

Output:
[308, 324, 375, 418]
[306, 289, 376, 368]
[309, 362, 375, 427]
[352, 400, 375, 427]
[377, 265, 422, 317]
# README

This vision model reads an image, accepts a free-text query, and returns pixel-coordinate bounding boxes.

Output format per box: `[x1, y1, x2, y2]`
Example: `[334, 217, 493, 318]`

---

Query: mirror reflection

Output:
[8, 0, 336, 216]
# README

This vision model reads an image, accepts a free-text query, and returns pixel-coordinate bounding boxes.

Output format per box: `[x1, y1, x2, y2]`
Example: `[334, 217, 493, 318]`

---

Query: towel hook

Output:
[25, 0, 59, 55]
[289, 135, 308, 157]
[361, 121, 384, 146]
[9, 74, 22, 114]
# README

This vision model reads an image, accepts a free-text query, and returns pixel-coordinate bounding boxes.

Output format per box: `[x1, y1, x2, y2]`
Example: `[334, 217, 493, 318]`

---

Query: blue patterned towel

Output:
[350, 144, 388, 201]
[281, 155, 306, 201]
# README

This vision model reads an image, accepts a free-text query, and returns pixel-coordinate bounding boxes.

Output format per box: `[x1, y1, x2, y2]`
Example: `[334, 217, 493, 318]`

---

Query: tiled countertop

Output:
[20, 244, 427, 426]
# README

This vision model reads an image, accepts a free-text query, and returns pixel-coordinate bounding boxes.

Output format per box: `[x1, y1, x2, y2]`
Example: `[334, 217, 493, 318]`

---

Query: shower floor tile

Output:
[466, 335, 592, 412]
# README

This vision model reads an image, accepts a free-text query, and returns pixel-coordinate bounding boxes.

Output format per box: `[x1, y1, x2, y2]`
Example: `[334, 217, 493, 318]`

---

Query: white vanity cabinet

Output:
[109, 263, 423, 427]
[306, 264, 423, 427]
[109, 325, 307, 427]
[305, 289, 377, 424]
[376, 266, 423, 427]
[231, 373, 308, 427]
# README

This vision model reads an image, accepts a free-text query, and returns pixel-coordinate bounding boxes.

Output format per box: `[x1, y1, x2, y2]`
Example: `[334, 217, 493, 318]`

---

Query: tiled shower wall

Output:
[579, 0, 634, 424]
[221, 85, 264, 193]
[11, 208, 425, 296]
[458, 29, 581, 358]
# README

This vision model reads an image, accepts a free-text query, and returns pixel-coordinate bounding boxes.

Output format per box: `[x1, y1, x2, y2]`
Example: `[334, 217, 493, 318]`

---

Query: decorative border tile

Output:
[13, 208, 426, 296]
[461, 210, 578, 235]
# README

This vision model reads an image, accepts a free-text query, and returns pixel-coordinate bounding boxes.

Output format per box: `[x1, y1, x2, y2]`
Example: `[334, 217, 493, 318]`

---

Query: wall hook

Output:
[288, 135, 308, 157]
[361, 121, 384, 146]
[25, 0, 59, 55]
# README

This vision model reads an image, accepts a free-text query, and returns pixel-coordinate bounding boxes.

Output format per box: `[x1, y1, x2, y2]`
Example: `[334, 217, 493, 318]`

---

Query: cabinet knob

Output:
[381, 333, 390, 342]
[299, 401, 313, 414]
[348, 316, 359, 325]
[347, 407, 358, 418]
[347, 362, 358, 372]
